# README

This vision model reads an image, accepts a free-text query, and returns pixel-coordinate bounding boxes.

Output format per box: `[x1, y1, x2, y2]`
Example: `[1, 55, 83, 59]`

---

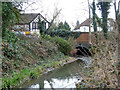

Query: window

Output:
[36, 23, 38, 29]
[25, 25, 29, 30]
[32, 22, 36, 29]
[44, 22, 46, 29]
[32, 22, 39, 29]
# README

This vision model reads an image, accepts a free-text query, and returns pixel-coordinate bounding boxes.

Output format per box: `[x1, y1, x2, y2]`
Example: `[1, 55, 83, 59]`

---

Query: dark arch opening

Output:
[76, 46, 91, 56]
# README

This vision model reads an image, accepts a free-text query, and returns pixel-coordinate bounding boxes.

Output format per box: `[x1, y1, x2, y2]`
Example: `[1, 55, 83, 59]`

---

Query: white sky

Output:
[22, 0, 119, 29]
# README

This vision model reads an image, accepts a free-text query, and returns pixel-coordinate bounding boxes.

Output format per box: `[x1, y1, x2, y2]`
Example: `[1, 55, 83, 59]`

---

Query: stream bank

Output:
[20, 57, 92, 89]
[2, 34, 92, 89]
[2, 34, 76, 89]
[2, 56, 80, 89]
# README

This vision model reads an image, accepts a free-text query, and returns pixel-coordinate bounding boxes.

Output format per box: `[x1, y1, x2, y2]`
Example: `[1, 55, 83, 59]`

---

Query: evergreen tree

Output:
[64, 21, 71, 30]
[38, 17, 46, 34]
[97, 2, 111, 39]
[2, 2, 20, 37]
[2, 2, 21, 44]
[92, 0, 97, 38]
[58, 21, 71, 30]
[58, 22, 64, 30]
[76, 20, 80, 27]
[38, 18, 42, 34]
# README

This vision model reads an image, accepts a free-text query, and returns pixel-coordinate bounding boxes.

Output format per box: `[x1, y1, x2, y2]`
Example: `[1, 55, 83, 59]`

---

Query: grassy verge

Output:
[2, 60, 59, 88]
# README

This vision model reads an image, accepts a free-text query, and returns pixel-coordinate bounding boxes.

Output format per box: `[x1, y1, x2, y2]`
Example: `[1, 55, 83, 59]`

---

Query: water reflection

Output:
[24, 59, 89, 89]
[30, 76, 81, 88]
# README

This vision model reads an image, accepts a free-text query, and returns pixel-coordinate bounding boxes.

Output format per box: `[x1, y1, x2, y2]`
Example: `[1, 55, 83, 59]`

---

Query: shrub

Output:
[53, 36, 72, 55]
[73, 32, 81, 39]
[29, 71, 38, 79]
[42, 29, 82, 40]
[42, 35, 73, 55]
[45, 29, 73, 39]
[43, 35, 53, 41]
[67, 36, 76, 50]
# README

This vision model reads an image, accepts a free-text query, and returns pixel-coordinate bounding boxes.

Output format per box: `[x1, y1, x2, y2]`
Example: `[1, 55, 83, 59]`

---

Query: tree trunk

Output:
[114, 0, 117, 20]
[117, 1, 120, 88]
[92, 0, 97, 40]
[88, 0, 92, 44]
[101, 2, 108, 39]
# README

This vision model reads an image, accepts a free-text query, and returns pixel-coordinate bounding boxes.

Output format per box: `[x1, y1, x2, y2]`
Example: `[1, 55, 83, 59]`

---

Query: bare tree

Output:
[47, 8, 62, 30]
[113, 0, 117, 20]
[88, 0, 92, 44]
[118, 0, 120, 32]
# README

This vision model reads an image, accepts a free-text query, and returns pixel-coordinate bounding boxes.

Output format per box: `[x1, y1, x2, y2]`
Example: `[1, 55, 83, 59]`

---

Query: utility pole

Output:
[88, 0, 92, 44]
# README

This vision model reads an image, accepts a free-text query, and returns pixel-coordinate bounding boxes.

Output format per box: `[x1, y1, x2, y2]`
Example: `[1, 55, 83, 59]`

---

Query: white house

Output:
[12, 13, 50, 35]
[73, 18, 114, 32]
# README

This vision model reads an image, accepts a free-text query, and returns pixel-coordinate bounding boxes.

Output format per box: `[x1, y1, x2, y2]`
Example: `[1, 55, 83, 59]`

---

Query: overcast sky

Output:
[22, 0, 119, 29]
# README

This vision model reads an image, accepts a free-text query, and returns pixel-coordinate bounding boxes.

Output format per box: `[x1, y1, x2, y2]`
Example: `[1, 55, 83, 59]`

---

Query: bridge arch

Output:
[75, 43, 91, 56]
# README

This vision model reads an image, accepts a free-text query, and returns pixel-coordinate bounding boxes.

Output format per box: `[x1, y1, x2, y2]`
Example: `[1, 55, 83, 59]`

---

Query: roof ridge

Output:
[17, 13, 50, 24]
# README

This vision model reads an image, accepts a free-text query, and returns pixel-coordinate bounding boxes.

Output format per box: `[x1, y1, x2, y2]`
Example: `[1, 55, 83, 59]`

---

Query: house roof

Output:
[74, 18, 115, 30]
[17, 13, 50, 24]
[74, 18, 92, 30]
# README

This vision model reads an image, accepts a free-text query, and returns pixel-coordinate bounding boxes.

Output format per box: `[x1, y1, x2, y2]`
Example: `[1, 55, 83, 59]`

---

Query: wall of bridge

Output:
[76, 33, 89, 43]
[76, 32, 95, 44]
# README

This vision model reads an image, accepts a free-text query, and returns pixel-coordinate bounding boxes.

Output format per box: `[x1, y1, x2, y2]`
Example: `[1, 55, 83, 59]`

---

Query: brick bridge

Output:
[72, 32, 94, 56]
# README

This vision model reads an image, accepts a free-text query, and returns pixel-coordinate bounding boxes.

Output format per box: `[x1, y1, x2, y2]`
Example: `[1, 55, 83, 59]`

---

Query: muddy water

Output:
[22, 58, 91, 89]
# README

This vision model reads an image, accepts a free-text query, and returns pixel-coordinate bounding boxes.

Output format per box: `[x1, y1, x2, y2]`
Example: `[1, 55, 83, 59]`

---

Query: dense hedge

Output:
[42, 29, 80, 39]
[45, 29, 72, 39]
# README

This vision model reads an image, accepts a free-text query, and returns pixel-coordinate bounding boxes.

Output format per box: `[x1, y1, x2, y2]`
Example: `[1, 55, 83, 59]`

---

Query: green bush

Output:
[53, 36, 72, 55]
[67, 36, 76, 50]
[73, 32, 81, 39]
[43, 35, 53, 41]
[42, 35, 72, 55]
[44, 29, 81, 40]
[29, 71, 38, 79]
[45, 29, 73, 39]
